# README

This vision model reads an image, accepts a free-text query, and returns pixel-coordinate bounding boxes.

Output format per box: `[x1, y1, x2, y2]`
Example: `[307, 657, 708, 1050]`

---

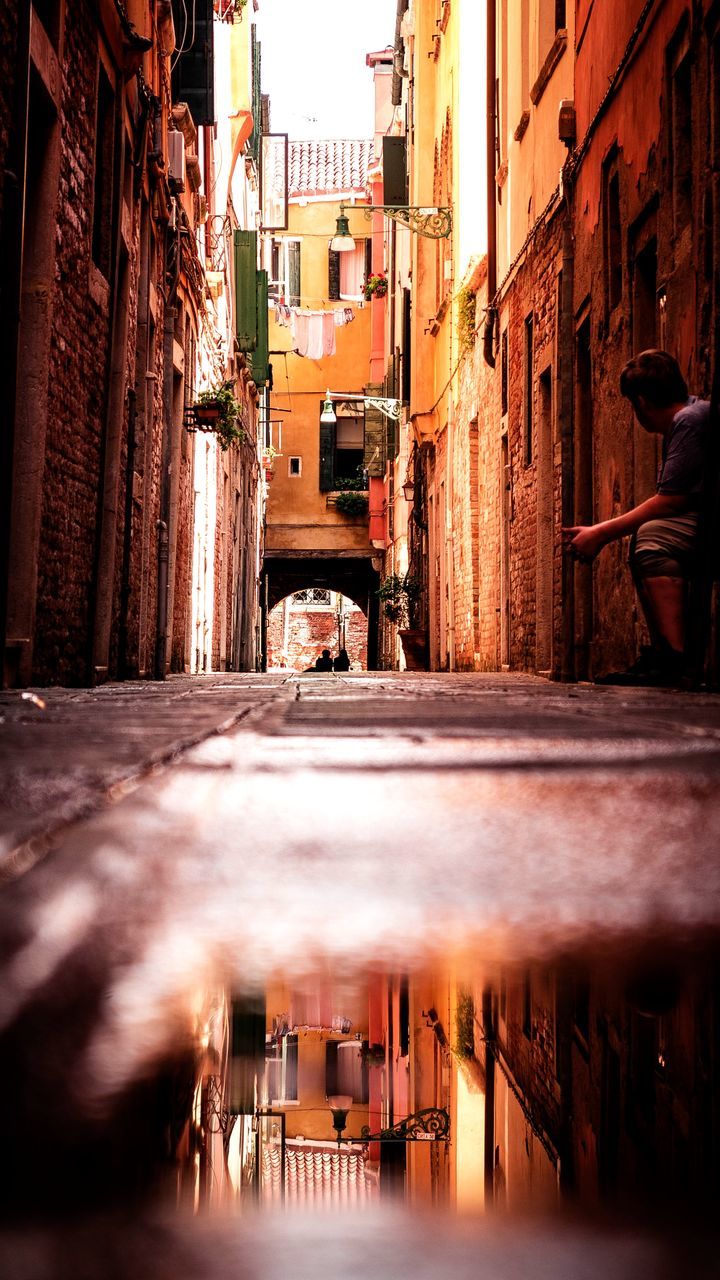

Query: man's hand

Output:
[561, 524, 608, 562]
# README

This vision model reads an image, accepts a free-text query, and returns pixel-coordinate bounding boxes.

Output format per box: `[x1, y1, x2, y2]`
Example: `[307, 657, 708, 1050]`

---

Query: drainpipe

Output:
[155, 210, 181, 679]
[117, 387, 137, 676]
[483, 0, 497, 368]
[482, 988, 495, 1206]
[446, 392, 456, 670]
[92, 115, 130, 684]
[559, 171, 576, 681]
[0, 1, 31, 686]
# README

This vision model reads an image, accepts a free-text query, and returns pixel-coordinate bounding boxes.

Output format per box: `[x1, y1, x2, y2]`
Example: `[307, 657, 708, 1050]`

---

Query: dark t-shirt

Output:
[657, 397, 711, 505]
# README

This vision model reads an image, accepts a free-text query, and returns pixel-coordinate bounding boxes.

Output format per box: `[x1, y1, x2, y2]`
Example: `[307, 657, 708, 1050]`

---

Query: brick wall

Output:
[33, 0, 114, 683]
[500, 215, 563, 675]
[267, 604, 367, 670]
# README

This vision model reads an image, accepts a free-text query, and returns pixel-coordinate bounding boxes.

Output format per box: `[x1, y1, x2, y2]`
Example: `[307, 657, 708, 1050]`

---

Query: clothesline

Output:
[274, 303, 356, 359]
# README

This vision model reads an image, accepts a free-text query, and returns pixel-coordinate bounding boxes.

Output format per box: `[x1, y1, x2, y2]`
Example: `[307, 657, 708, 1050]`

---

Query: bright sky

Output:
[254, 0, 394, 140]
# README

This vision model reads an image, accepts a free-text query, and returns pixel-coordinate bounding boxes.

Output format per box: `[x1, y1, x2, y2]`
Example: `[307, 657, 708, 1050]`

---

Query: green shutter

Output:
[319, 414, 336, 491]
[328, 249, 340, 301]
[249, 29, 262, 165]
[382, 136, 408, 206]
[364, 382, 385, 477]
[234, 230, 258, 351]
[251, 269, 269, 387]
[287, 240, 301, 307]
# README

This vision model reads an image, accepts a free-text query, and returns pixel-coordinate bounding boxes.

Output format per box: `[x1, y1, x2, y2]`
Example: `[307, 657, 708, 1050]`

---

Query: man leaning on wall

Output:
[563, 350, 711, 687]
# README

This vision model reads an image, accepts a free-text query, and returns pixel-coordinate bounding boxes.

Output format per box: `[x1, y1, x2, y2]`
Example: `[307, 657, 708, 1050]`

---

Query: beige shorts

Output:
[631, 512, 700, 579]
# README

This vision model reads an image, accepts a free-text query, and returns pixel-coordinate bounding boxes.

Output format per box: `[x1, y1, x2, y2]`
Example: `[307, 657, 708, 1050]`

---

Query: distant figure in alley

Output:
[313, 649, 334, 672]
[333, 648, 351, 672]
[563, 350, 711, 686]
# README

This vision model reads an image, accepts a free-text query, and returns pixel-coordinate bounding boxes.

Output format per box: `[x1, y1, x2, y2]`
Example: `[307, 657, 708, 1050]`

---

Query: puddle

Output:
[2, 945, 718, 1243]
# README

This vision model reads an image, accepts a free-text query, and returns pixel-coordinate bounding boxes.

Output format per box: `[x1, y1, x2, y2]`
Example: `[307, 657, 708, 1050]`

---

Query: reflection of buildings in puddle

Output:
[183, 952, 719, 1219]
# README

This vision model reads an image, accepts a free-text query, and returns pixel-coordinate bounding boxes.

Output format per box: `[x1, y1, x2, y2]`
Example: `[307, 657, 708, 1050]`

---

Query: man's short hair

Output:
[620, 350, 689, 407]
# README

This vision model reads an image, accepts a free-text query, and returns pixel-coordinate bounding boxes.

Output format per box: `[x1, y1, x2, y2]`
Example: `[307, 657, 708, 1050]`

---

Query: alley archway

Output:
[262, 554, 380, 670]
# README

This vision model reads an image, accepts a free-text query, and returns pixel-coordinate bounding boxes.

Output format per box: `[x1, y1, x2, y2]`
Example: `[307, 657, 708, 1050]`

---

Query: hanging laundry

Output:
[322, 311, 336, 357]
[288, 309, 340, 358]
[333, 306, 356, 328]
[305, 312, 325, 359]
[293, 311, 310, 357]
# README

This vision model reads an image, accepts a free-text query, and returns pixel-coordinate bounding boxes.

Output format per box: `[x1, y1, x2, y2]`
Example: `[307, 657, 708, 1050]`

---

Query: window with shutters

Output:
[334, 411, 365, 482]
[328, 240, 369, 301]
[320, 403, 366, 491]
[92, 63, 115, 280]
[325, 1040, 368, 1103]
[265, 1033, 299, 1103]
[170, 0, 215, 126]
[603, 154, 622, 314]
[668, 28, 692, 237]
[269, 237, 301, 306]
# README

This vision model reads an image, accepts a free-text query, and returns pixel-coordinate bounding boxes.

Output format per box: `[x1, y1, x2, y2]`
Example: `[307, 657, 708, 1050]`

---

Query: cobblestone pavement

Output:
[2, 671, 720, 1275]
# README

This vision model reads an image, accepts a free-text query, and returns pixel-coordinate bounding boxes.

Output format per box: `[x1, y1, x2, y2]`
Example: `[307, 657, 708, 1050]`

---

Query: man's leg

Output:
[637, 574, 686, 654]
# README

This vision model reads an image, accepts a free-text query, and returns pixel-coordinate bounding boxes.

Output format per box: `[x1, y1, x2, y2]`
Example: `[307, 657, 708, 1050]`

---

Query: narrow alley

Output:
[3, 0, 720, 1274]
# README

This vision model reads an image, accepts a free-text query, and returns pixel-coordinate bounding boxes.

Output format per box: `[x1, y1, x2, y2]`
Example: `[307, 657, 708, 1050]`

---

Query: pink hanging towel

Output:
[305, 311, 325, 360]
[322, 310, 336, 356]
[293, 311, 310, 357]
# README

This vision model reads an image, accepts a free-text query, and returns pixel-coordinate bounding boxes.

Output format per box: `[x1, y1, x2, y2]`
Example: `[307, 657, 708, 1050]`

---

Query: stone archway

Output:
[261, 553, 380, 670]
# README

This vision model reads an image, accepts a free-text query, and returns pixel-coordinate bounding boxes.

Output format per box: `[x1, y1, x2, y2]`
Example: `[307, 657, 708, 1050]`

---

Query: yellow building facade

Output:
[261, 141, 383, 659]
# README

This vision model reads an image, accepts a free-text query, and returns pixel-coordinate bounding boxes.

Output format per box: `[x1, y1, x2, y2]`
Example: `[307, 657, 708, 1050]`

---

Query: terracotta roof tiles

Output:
[289, 139, 373, 198]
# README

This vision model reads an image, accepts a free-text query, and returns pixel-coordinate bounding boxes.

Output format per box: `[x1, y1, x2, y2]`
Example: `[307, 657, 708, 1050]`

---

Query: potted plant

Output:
[192, 383, 245, 451]
[378, 573, 426, 670]
[364, 271, 388, 302]
[362, 1042, 386, 1068]
[334, 491, 368, 516]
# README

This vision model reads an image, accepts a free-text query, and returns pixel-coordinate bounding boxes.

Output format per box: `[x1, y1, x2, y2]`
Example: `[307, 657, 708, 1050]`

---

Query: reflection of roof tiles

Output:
[289, 140, 373, 198]
[262, 1142, 378, 1207]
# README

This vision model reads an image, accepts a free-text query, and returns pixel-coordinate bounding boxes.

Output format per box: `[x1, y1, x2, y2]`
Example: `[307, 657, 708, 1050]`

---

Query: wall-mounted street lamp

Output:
[320, 390, 403, 424]
[332, 201, 452, 248]
[402, 477, 415, 502]
[327, 1097, 450, 1146]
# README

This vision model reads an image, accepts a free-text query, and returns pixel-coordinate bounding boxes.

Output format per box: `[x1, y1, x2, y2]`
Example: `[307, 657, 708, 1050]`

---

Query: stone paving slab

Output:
[0, 674, 293, 857]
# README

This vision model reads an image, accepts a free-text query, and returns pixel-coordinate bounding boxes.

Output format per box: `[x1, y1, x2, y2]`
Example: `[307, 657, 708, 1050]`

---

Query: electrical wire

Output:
[171, 0, 197, 72]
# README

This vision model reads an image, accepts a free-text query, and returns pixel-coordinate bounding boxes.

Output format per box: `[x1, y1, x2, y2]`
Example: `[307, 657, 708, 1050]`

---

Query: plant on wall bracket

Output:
[457, 284, 477, 352]
[190, 382, 245, 451]
[334, 491, 369, 516]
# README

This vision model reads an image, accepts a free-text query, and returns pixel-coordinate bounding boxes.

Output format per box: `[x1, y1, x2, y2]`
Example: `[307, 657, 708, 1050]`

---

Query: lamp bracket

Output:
[364, 396, 402, 421]
[342, 202, 452, 239]
[354, 1106, 450, 1144]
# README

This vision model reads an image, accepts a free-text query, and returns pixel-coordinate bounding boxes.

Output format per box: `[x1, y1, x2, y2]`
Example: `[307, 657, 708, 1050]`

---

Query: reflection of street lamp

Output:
[327, 1100, 450, 1147]
[320, 390, 403, 424]
[333, 201, 452, 244]
[328, 1094, 354, 1141]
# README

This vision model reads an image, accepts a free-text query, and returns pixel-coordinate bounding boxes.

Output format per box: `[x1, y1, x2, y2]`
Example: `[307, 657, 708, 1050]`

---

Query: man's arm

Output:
[562, 492, 690, 560]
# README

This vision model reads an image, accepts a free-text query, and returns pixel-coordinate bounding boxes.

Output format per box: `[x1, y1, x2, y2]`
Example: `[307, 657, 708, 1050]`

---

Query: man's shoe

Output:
[595, 645, 686, 687]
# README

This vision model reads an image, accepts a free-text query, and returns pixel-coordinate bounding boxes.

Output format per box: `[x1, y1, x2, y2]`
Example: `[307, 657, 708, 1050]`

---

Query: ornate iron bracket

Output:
[355, 1107, 450, 1143]
[343, 203, 452, 239]
[364, 396, 403, 420]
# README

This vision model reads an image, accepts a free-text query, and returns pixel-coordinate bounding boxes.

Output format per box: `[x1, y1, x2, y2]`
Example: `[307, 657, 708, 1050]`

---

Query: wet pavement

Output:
[1, 671, 720, 1275]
